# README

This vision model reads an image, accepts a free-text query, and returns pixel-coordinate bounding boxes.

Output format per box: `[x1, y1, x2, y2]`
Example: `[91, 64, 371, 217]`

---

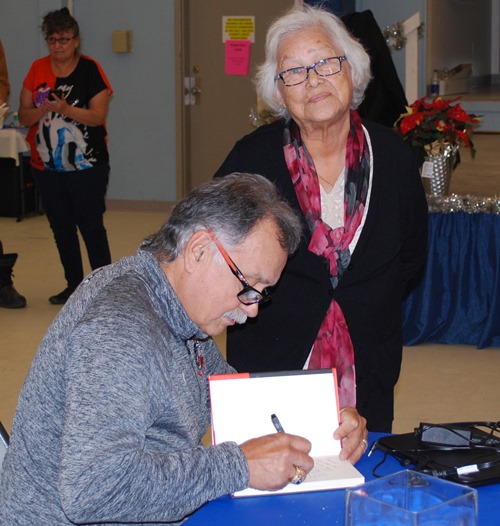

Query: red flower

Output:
[394, 96, 481, 168]
[399, 115, 418, 134]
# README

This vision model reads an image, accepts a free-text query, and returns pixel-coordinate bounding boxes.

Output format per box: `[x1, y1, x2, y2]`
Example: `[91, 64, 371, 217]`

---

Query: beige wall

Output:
[426, 0, 493, 84]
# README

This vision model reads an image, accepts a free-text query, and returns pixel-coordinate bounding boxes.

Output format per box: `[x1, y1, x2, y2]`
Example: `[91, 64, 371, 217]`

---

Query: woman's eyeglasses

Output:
[275, 55, 347, 87]
[207, 229, 271, 306]
[46, 36, 76, 45]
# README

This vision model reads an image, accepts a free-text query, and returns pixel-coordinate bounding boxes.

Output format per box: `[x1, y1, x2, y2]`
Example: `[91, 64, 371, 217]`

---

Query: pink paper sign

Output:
[225, 40, 251, 75]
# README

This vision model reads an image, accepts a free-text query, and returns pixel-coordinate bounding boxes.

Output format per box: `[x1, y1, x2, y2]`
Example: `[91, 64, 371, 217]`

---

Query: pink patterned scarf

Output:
[283, 110, 369, 407]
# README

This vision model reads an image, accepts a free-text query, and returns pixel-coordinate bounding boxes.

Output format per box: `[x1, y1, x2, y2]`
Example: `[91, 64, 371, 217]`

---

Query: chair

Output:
[0, 420, 9, 473]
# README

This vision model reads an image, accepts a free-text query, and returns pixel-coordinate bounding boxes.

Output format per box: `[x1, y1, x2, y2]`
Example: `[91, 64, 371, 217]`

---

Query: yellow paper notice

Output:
[222, 16, 255, 43]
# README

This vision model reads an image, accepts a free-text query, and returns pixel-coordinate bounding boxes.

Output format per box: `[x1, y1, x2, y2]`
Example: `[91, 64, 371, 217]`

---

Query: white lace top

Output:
[320, 170, 345, 230]
[318, 125, 374, 254]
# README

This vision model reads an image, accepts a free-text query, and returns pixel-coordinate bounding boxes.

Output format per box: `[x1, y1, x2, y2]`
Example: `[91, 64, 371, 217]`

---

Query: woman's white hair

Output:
[255, 4, 372, 118]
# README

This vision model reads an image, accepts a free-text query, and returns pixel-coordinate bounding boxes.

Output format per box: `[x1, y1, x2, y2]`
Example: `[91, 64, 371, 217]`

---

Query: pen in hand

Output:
[271, 413, 308, 485]
[271, 413, 285, 433]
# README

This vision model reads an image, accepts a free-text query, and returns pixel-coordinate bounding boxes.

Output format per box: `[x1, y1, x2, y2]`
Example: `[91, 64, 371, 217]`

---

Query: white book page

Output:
[307, 456, 362, 483]
[209, 370, 340, 457]
[233, 455, 364, 497]
[209, 369, 365, 496]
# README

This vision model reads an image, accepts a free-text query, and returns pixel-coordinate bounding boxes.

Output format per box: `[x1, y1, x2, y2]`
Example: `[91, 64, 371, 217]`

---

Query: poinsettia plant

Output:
[395, 96, 481, 168]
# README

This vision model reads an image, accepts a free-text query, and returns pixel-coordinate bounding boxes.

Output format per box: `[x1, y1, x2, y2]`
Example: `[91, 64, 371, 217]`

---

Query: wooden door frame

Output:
[174, 0, 187, 201]
[175, 0, 188, 201]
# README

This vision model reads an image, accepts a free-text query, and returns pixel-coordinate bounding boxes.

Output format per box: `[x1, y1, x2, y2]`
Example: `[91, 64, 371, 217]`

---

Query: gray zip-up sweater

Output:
[0, 250, 248, 525]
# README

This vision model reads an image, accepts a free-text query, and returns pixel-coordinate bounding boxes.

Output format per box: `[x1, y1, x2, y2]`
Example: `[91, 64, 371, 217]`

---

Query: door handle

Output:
[184, 77, 202, 106]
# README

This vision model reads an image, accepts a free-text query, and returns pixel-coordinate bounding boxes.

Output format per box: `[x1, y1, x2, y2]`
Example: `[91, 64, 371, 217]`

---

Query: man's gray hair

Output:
[141, 173, 303, 263]
[256, 4, 372, 118]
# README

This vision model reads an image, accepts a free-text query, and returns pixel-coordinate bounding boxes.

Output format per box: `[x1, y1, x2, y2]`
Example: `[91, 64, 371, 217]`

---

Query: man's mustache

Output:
[223, 308, 248, 325]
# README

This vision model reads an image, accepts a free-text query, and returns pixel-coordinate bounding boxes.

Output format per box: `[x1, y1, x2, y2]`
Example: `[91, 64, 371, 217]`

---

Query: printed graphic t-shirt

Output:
[23, 55, 112, 171]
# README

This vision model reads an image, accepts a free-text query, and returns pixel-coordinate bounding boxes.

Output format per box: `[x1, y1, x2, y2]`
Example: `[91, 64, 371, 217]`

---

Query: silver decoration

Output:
[383, 22, 406, 51]
[421, 144, 458, 196]
[383, 21, 425, 51]
[417, 24, 425, 40]
[249, 107, 277, 128]
[427, 194, 500, 215]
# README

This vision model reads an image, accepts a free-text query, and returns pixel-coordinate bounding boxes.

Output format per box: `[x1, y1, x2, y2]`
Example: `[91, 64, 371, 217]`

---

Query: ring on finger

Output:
[290, 465, 306, 485]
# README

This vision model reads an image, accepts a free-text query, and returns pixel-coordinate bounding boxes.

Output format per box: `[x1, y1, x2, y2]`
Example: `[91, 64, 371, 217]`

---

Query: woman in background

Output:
[215, 4, 428, 433]
[0, 38, 9, 102]
[0, 39, 27, 308]
[19, 8, 112, 304]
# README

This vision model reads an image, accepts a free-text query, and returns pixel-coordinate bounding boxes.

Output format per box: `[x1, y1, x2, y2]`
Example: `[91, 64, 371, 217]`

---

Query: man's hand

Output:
[239, 433, 314, 491]
[334, 407, 368, 464]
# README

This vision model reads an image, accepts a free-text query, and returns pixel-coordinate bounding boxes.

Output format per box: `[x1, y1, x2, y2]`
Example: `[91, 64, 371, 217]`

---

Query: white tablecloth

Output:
[0, 129, 29, 166]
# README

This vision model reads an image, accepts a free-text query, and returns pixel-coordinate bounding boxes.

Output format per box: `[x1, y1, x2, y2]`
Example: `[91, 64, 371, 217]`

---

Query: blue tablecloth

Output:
[403, 211, 500, 348]
[184, 432, 498, 525]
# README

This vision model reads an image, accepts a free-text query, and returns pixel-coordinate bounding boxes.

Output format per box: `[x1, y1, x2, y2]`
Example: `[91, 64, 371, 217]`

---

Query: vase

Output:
[421, 143, 458, 196]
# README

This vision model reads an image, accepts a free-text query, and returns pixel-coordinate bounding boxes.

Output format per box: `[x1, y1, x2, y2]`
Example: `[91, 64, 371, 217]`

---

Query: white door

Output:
[176, 0, 293, 197]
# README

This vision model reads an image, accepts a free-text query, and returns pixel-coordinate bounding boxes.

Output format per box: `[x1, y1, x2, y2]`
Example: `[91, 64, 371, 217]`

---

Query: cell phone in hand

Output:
[49, 89, 64, 101]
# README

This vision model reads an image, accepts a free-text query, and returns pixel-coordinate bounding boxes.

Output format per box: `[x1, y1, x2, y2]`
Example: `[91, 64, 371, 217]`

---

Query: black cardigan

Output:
[214, 118, 428, 432]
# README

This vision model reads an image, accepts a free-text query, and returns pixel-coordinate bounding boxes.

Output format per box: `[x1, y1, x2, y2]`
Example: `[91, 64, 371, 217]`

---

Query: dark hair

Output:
[141, 173, 303, 263]
[42, 7, 79, 38]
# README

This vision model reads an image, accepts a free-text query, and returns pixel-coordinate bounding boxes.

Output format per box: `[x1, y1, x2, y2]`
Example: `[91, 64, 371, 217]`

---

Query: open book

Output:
[208, 369, 364, 497]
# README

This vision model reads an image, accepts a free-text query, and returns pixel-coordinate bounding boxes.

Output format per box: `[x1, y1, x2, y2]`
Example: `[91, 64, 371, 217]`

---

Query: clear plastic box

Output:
[345, 470, 478, 525]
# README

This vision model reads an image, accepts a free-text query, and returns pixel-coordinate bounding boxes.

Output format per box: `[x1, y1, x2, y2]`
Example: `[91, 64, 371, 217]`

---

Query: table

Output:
[0, 128, 29, 166]
[184, 432, 498, 525]
[403, 206, 500, 349]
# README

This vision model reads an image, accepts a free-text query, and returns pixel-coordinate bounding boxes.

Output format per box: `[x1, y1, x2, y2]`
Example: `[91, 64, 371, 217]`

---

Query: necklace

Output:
[317, 166, 346, 189]
[317, 173, 336, 188]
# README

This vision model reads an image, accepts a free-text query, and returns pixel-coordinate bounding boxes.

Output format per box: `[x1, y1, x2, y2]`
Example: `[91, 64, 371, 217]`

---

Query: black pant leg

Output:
[32, 168, 84, 289]
[70, 164, 111, 271]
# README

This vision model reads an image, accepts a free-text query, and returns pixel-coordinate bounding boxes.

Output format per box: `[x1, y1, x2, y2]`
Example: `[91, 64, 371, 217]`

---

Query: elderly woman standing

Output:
[215, 5, 428, 433]
[19, 8, 112, 305]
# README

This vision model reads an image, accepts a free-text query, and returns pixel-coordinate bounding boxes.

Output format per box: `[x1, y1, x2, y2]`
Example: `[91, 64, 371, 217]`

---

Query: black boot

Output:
[0, 252, 27, 309]
[49, 286, 75, 305]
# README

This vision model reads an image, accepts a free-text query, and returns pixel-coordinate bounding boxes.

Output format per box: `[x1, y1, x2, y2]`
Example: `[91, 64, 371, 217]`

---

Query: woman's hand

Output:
[42, 92, 67, 115]
[18, 87, 47, 127]
[43, 89, 109, 127]
[240, 432, 314, 491]
[334, 407, 368, 464]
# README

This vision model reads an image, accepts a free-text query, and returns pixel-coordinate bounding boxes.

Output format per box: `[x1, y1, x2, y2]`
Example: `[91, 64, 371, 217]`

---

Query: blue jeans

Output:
[33, 164, 111, 289]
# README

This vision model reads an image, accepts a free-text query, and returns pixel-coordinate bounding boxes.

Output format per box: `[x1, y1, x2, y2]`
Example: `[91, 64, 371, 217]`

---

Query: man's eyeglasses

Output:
[207, 230, 271, 306]
[46, 36, 76, 45]
[275, 55, 347, 87]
